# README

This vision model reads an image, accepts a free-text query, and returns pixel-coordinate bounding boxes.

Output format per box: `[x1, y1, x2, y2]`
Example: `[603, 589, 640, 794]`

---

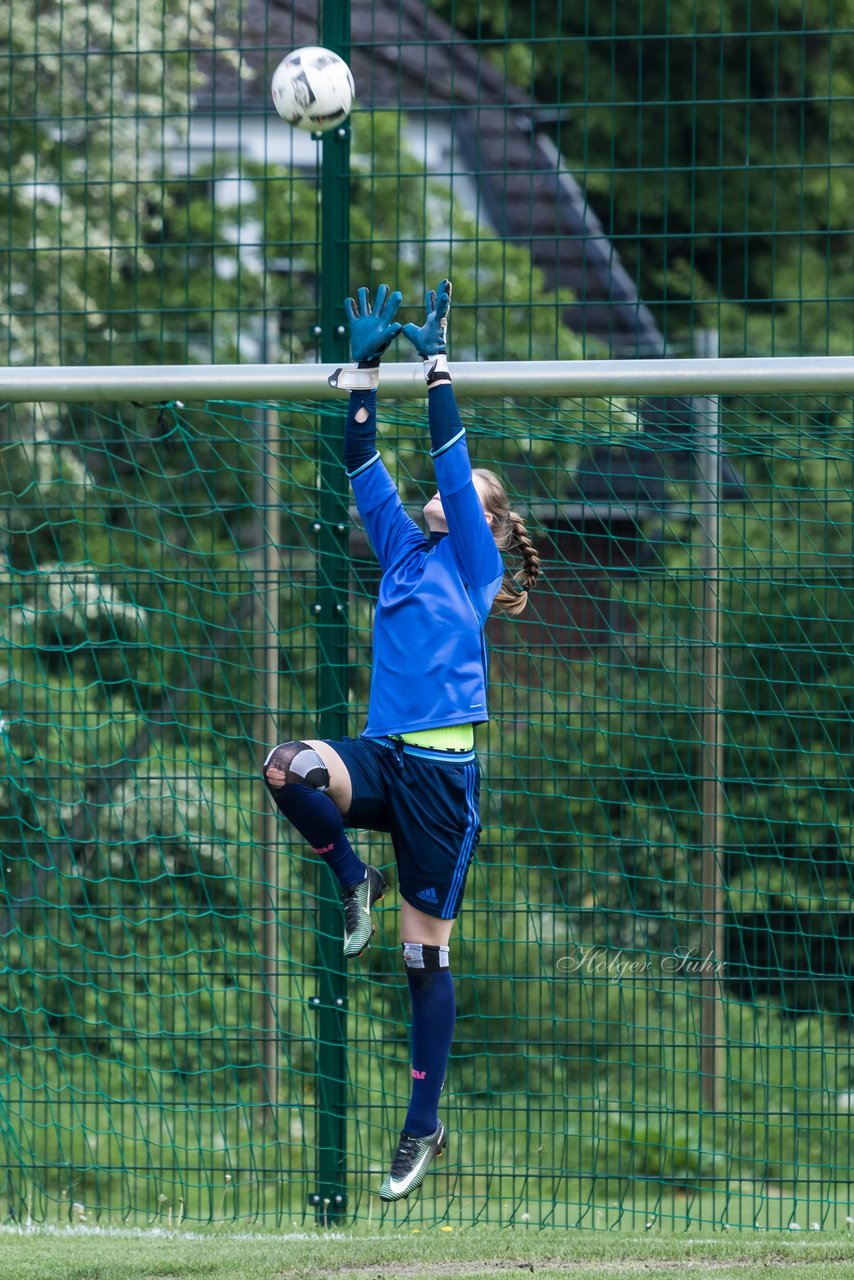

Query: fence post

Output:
[256, 403, 282, 1126]
[693, 328, 727, 1112]
[310, 0, 352, 1228]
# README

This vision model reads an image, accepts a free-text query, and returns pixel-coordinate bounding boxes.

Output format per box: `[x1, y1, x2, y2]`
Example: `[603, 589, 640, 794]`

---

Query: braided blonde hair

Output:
[472, 468, 541, 617]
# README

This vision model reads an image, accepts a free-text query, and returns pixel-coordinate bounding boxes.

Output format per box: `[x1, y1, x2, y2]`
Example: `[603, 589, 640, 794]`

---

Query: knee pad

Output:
[263, 741, 330, 792]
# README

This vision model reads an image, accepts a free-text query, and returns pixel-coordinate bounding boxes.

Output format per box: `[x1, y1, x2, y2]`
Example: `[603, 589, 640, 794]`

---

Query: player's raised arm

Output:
[402, 280, 504, 591]
[337, 284, 424, 572]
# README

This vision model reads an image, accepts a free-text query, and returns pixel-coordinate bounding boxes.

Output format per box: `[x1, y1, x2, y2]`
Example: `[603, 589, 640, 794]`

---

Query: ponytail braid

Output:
[471, 469, 541, 618]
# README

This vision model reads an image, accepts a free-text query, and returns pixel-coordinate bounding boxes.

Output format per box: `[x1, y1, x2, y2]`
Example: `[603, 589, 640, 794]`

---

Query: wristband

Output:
[424, 354, 451, 385]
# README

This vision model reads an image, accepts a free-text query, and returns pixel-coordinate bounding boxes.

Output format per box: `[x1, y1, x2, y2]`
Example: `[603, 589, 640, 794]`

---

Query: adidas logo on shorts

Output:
[416, 887, 439, 904]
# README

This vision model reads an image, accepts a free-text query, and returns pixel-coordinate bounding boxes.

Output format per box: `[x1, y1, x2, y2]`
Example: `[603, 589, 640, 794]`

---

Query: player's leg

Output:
[400, 903, 455, 1130]
[262, 737, 389, 956]
[262, 738, 363, 886]
[263, 738, 352, 814]
[379, 912, 461, 1202]
[379, 753, 480, 1201]
[400, 902, 455, 1113]
[400, 898, 454, 946]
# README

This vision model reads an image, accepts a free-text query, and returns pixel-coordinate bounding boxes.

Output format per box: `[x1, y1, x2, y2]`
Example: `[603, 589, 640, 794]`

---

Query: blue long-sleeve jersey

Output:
[347, 423, 505, 738]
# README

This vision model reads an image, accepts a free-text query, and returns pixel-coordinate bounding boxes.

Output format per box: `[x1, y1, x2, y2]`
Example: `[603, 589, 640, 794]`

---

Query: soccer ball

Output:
[271, 46, 355, 133]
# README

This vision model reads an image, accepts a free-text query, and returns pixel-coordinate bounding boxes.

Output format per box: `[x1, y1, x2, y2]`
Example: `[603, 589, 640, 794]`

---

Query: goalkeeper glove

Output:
[344, 283, 403, 366]
[402, 278, 452, 383]
[328, 283, 403, 391]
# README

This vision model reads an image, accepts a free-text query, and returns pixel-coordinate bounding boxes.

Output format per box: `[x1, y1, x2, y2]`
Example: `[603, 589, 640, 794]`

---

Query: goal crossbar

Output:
[2, 357, 854, 403]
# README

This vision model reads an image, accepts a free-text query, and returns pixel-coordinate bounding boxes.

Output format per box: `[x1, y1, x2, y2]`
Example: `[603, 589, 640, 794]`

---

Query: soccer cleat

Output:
[378, 1122, 447, 1202]
[342, 864, 389, 958]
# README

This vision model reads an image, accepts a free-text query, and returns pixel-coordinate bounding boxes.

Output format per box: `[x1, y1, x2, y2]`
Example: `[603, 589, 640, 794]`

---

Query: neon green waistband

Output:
[396, 723, 475, 751]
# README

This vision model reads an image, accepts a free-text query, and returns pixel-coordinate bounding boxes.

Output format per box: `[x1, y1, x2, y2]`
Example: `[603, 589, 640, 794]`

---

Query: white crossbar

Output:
[1, 357, 854, 403]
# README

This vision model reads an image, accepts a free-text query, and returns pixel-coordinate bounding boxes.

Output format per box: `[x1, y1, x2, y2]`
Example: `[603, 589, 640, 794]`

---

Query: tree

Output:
[431, 0, 854, 355]
[0, 0, 241, 366]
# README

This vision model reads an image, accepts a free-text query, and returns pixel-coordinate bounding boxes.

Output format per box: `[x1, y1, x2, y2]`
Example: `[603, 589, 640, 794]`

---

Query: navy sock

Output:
[402, 942, 455, 1137]
[269, 782, 366, 892]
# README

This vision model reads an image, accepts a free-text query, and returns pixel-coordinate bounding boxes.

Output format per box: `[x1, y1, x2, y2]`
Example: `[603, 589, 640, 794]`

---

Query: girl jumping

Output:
[263, 279, 540, 1201]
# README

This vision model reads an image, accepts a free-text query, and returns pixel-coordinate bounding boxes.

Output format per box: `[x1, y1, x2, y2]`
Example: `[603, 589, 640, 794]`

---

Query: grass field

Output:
[5, 1225, 854, 1280]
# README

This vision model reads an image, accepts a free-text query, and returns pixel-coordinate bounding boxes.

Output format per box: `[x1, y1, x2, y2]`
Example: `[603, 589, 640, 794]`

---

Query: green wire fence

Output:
[2, 0, 854, 1235]
[5, 1, 853, 367]
[1, 378, 854, 1231]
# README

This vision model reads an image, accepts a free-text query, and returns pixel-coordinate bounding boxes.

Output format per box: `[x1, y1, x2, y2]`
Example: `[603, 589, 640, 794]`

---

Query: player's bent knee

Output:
[263, 740, 330, 793]
[400, 901, 455, 947]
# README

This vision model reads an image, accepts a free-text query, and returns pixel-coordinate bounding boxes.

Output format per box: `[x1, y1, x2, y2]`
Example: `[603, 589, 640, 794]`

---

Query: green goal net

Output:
[2, 365, 854, 1231]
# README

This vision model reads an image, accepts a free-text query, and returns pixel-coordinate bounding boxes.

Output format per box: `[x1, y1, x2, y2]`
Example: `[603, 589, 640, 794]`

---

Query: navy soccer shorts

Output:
[324, 735, 482, 920]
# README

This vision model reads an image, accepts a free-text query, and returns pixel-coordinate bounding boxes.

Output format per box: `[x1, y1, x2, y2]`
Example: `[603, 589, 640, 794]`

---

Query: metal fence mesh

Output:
[2, 0, 854, 1233]
[6, 3, 852, 368]
[2, 388, 854, 1229]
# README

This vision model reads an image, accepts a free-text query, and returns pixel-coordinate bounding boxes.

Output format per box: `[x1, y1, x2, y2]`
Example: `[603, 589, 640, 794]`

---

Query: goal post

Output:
[2, 356, 854, 1227]
[3, 355, 854, 402]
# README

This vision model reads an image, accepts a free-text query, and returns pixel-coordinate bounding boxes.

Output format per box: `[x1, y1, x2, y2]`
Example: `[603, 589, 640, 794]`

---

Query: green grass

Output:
[5, 1224, 854, 1280]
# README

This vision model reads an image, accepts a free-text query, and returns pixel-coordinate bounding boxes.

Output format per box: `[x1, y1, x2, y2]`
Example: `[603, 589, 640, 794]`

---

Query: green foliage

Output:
[3, 388, 854, 1220]
[0, 0, 242, 365]
[136, 112, 589, 365]
[431, 0, 854, 354]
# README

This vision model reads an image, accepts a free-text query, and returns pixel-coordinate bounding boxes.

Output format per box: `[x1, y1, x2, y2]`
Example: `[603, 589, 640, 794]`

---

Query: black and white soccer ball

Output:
[271, 46, 355, 133]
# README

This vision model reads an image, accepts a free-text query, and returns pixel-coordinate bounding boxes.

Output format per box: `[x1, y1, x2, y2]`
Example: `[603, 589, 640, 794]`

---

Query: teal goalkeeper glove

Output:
[402, 279, 452, 383]
[344, 283, 403, 366]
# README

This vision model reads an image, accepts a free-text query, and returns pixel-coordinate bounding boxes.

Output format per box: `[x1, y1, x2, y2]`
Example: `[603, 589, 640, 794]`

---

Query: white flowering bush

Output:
[14, 562, 148, 644]
[104, 768, 230, 877]
[1, 0, 242, 365]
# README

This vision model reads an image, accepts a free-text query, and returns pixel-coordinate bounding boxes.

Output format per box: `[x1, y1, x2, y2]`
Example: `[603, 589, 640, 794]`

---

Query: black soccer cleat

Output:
[342, 864, 389, 958]
[378, 1122, 447, 1202]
